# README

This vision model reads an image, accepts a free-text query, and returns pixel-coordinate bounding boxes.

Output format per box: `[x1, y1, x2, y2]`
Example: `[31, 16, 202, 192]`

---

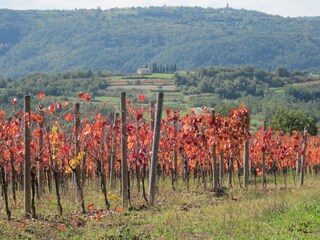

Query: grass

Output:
[107, 75, 127, 81]
[270, 87, 284, 93]
[1, 175, 320, 239]
[94, 96, 119, 102]
[108, 73, 174, 81]
[250, 118, 264, 131]
[143, 73, 174, 79]
[107, 85, 177, 92]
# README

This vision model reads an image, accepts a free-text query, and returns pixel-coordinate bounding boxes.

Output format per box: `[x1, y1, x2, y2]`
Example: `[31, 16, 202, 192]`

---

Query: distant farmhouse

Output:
[137, 68, 152, 75]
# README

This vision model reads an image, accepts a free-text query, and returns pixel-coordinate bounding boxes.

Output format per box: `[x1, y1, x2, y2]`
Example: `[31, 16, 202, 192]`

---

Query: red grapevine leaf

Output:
[37, 92, 46, 99]
[64, 113, 74, 122]
[87, 203, 95, 210]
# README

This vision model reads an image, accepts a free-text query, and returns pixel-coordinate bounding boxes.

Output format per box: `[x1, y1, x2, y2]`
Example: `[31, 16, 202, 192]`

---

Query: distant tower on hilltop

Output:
[226, 2, 229, 9]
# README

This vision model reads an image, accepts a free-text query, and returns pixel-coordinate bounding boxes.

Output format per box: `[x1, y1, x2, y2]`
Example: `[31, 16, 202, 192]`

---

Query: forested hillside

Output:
[0, 66, 318, 132]
[1, 7, 320, 78]
[174, 66, 320, 132]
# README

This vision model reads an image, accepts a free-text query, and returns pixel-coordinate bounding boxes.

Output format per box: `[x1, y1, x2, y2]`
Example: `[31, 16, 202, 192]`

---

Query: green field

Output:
[94, 72, 187, 112]
[270, 87, 284, 93]
[107, 75, 127, 81]
[108, 73, 174, 81]
[94, 96, 119, 102]
[142, 73, 174, 79]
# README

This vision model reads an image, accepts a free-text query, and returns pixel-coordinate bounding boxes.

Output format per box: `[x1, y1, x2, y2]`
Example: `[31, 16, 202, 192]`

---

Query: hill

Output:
[1, 7, 320, 78]
[1, 66, 319, 133]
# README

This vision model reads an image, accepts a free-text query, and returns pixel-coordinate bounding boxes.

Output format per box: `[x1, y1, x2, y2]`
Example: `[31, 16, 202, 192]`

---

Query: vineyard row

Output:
[0, 92, 319, 219]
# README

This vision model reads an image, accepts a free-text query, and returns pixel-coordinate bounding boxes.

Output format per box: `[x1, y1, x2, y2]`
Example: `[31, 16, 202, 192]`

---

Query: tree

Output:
[0, 79, 7, 88]
[152, 63, 156, 73]
[275, 67, 290, 77]
[270, 109, 318, 136]
[254, 70, 267, 81]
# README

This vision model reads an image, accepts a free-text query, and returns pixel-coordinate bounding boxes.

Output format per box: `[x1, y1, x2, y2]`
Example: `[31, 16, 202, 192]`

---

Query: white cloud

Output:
[1, 0, 320, 17]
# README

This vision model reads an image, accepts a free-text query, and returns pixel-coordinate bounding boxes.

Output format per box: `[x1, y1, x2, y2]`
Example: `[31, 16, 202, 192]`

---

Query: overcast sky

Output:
[1, 0, 320, 17]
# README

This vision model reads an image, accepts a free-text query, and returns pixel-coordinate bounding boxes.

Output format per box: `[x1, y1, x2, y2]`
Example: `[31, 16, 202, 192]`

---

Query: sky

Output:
[1, 0, 320, 17]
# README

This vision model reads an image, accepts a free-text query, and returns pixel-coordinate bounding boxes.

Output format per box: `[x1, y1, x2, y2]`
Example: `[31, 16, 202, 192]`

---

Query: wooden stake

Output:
[173, 119, 178, 182]
[219, 151, 224, 187]
[296, 153, 301, 176]
[211, 110, 218, 189]
[120, 92, 128, 207]
[243, 138, 250, 189]
[75, 103, 81, 187]
[74, 103, 85, 213]
[262, 120, 267, 188]
[148, 92, 164, 206]
[300, 129, 308, 187]
[110, 112, 119, 189]
[24, 95, 31, 217]
[38, 106, 45, 196]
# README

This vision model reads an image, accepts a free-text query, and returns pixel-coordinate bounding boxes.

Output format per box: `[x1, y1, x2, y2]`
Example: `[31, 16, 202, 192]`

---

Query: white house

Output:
[137, 68, 152, 75]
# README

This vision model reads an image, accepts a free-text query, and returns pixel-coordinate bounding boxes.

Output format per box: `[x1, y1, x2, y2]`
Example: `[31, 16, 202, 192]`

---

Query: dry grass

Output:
[1, 175, 320, 239]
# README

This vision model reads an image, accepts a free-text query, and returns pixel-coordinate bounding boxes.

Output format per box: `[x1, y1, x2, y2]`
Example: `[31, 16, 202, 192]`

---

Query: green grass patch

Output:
[270, 87, 284, 93]
[107, 75, 128, 81]
[146, 73, 174, 79]
[94, 96, 119, 102]
[250, 118, 264, 130]
[108, 73, 174, 81]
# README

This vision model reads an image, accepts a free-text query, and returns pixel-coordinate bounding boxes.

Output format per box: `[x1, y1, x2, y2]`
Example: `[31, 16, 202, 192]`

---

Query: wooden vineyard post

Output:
[75, 103, 81, 186]
[148, 92, 164, 206]
[110, 112, 119, 189]
[1, 167, 11, 219]
[243, 129, 250, 189]
[24, 95, 31, 217]
[148, 100, 155, 182]
[47, 154, 52, 193]
[300, 129, 308, 187]
[211, 110, 218, 190]
[120, 92, 128, 208]
[228, 156, 233, 188]
[262, 120, 267, 188]
[219, 151, 224, 187]
[74, 103, 85, 213]
[45, 126, 52, 193]
[10, 151, 17, 205]
[150, 101, 155, 131]
[81, 152, 86, 187]
[296, 153, 301, 176]
[38, 106, 45, 196]
[173, 119, 178, 182]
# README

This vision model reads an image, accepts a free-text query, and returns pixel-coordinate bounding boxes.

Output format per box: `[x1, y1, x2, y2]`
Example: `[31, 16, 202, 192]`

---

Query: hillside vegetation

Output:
[175, 66, 320, 130]
[1, 66, 319, 132]
[1, 7, 320, 78]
